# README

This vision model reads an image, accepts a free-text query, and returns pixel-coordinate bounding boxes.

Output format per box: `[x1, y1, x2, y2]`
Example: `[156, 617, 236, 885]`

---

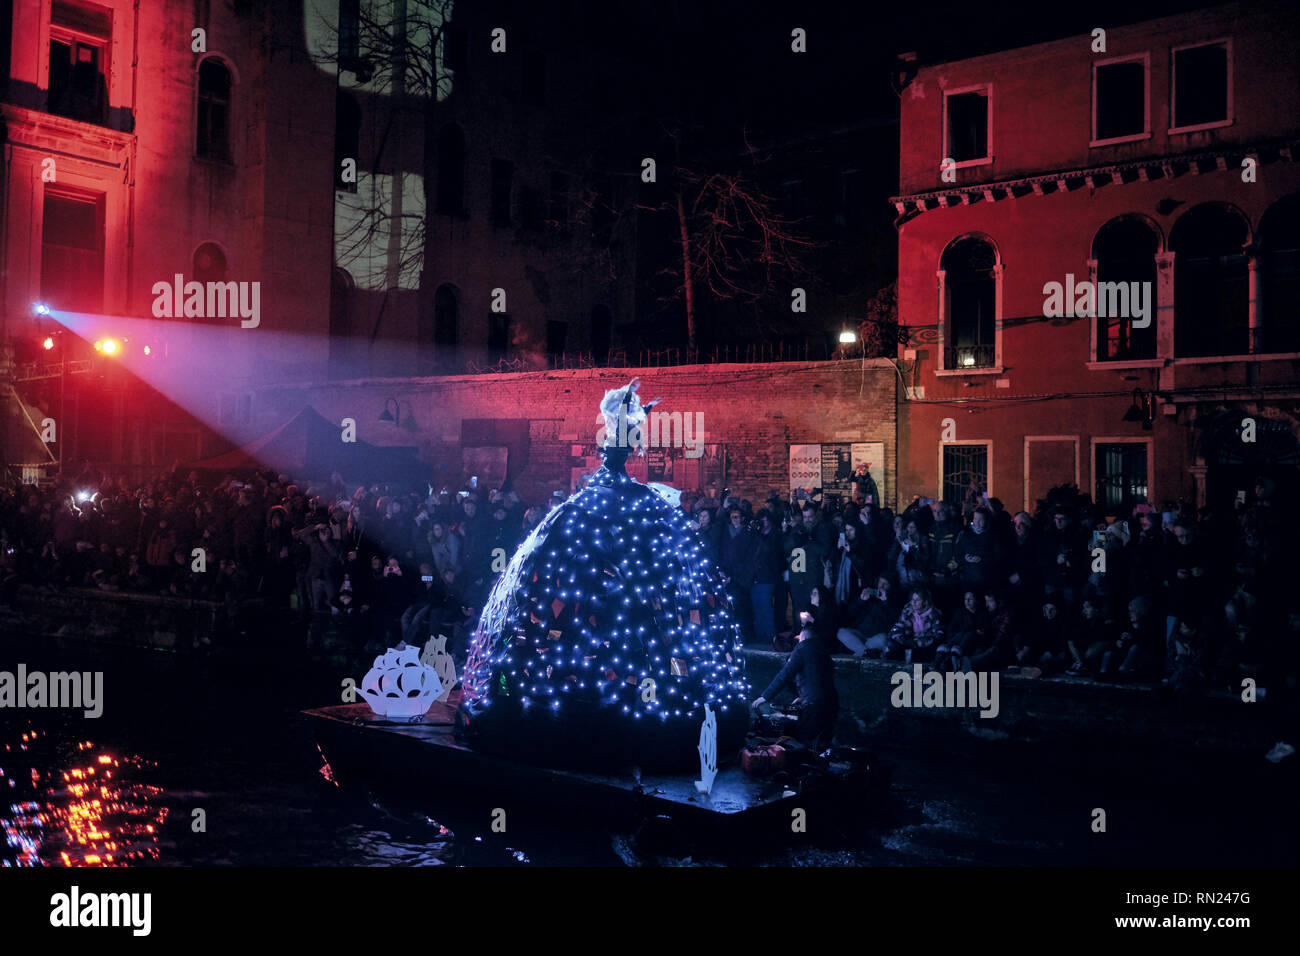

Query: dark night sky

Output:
[577, 0, 1267, 139]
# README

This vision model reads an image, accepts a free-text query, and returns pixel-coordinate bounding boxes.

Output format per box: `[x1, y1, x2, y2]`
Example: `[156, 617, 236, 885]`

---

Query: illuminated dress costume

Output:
[455, 380, 749, 770]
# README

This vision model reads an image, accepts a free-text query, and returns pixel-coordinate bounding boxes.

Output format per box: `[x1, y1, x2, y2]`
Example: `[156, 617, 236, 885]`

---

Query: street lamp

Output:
[838, 329, 857, 344]
[1123, 388, 1154, 430]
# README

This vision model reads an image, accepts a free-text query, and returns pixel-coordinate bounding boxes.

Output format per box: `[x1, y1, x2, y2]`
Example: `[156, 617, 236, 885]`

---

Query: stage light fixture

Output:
[33, 302, 50, 316]
[42, 336, 55, 350]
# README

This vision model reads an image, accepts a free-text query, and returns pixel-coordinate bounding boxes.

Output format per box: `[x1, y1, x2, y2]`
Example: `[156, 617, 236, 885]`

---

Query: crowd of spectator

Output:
[0, 467, 552, 656]
[685, 473, 1299, 704]
[2, 465, 1297, 708]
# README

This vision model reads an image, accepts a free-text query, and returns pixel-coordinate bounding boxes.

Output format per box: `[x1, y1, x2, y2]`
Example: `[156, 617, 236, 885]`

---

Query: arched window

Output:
[417, 283, 459, 375]
[329, 268, 355, 380]
[590, 305, 612, 363]
[1092, 217, 1159, 361]
[436, 124, 466, 216]
[434, 284, 459, 347]
[197, 58, 232, 161]
[941, 236, 998, 369]
[1258, 194, 1300, 353]
[334, 91, 361, 193]
[1170, 203, 1250, 357]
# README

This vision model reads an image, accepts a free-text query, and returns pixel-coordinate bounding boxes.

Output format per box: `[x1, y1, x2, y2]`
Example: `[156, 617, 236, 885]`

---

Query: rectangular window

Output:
[1172, 41, 1231, 131]
[442, 21, 468, 73]
[41, 188, 104, 313]
[196, 60, 232, 162]
[487, 312, 511, 361]
[338, 0, 360, 62]
[944, 87, 990, 165]
[546, 320, 567, 358]
[491, 159, 514, 226]
[519, 185, 542, 230]
[941, 443, 988, 508]
[1093, 57, 1147, 144]
[1095, 442, 1148, 512]
[48, 1, 111, 126]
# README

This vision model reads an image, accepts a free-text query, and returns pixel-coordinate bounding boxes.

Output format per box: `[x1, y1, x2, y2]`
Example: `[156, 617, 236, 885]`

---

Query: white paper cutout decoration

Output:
[359, 644, 443, 718]
[421, 634, 459, 703]
[695, 703, 718, 795]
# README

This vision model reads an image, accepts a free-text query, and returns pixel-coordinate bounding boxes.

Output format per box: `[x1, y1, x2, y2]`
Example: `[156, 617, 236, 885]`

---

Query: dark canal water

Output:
[2, 631, 1295, 867]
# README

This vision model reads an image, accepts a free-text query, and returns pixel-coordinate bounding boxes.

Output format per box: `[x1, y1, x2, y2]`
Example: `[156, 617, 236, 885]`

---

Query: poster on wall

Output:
[851, 441, 886, 506]
[646, 447, 674, 482]
[821, 444, 854, 500]
[789, 445, 821, 500]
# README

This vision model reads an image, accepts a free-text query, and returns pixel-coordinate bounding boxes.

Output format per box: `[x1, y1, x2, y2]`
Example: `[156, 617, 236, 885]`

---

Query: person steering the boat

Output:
[751, 612, 839, 747]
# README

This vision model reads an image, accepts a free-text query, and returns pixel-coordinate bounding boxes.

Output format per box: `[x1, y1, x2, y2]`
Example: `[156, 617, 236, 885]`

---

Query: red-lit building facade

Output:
[0, 0, 639, 482]
[893, 1, 1300, 517]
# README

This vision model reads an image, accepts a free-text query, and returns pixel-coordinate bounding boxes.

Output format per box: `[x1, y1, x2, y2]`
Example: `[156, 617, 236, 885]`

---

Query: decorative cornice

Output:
[890, 137, 1300, 226]
[0, 103, 132, 169]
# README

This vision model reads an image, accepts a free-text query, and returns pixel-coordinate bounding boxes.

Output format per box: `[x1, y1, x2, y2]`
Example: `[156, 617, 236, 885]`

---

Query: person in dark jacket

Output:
[1016, 598, 1069, 677]
[836, 575, 903, 657]
[954, 507, 999, 594]
[1100, 595, 1162, 680]
[852, 464, 880, 507]
[1067, 594, 1114, 675]
[751, 623, 839, 745]
[1039, 508, 1086, 611]
[717, 505, 756, 639]
[966, 590, 1015, 671]
[928, 501, 962, 610]
[743, 511, 784, 643]
[936, 588, 987, 672]
[692, 506, 721, 569]
[891, 519, 933, 593]
[783, 506, 827, 631]
[853, 503, 890, 584]
[1163, 520, 1210, 648]
[1005, 511, 1042, 619]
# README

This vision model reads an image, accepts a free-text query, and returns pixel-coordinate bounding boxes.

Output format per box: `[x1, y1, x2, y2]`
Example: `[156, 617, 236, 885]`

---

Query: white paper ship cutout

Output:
[359, 644, 443, 718]
[421, 634, 459, 704]
[695, 703, 718, 795]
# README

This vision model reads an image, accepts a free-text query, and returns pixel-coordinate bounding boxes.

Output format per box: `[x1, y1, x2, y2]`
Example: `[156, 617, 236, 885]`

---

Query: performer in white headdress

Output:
[597, 377, 661, 454]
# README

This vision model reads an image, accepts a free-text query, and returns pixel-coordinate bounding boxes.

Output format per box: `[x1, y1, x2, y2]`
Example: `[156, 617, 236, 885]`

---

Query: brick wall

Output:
[253, 361, 899, 509]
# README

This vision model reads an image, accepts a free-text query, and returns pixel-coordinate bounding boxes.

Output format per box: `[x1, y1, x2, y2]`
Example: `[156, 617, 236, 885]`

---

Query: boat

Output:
[304, 691, 885, 842]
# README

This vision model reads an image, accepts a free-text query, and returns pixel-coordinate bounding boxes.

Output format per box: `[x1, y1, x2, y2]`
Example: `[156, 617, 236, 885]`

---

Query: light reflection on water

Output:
[1, 727, 168, 867]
